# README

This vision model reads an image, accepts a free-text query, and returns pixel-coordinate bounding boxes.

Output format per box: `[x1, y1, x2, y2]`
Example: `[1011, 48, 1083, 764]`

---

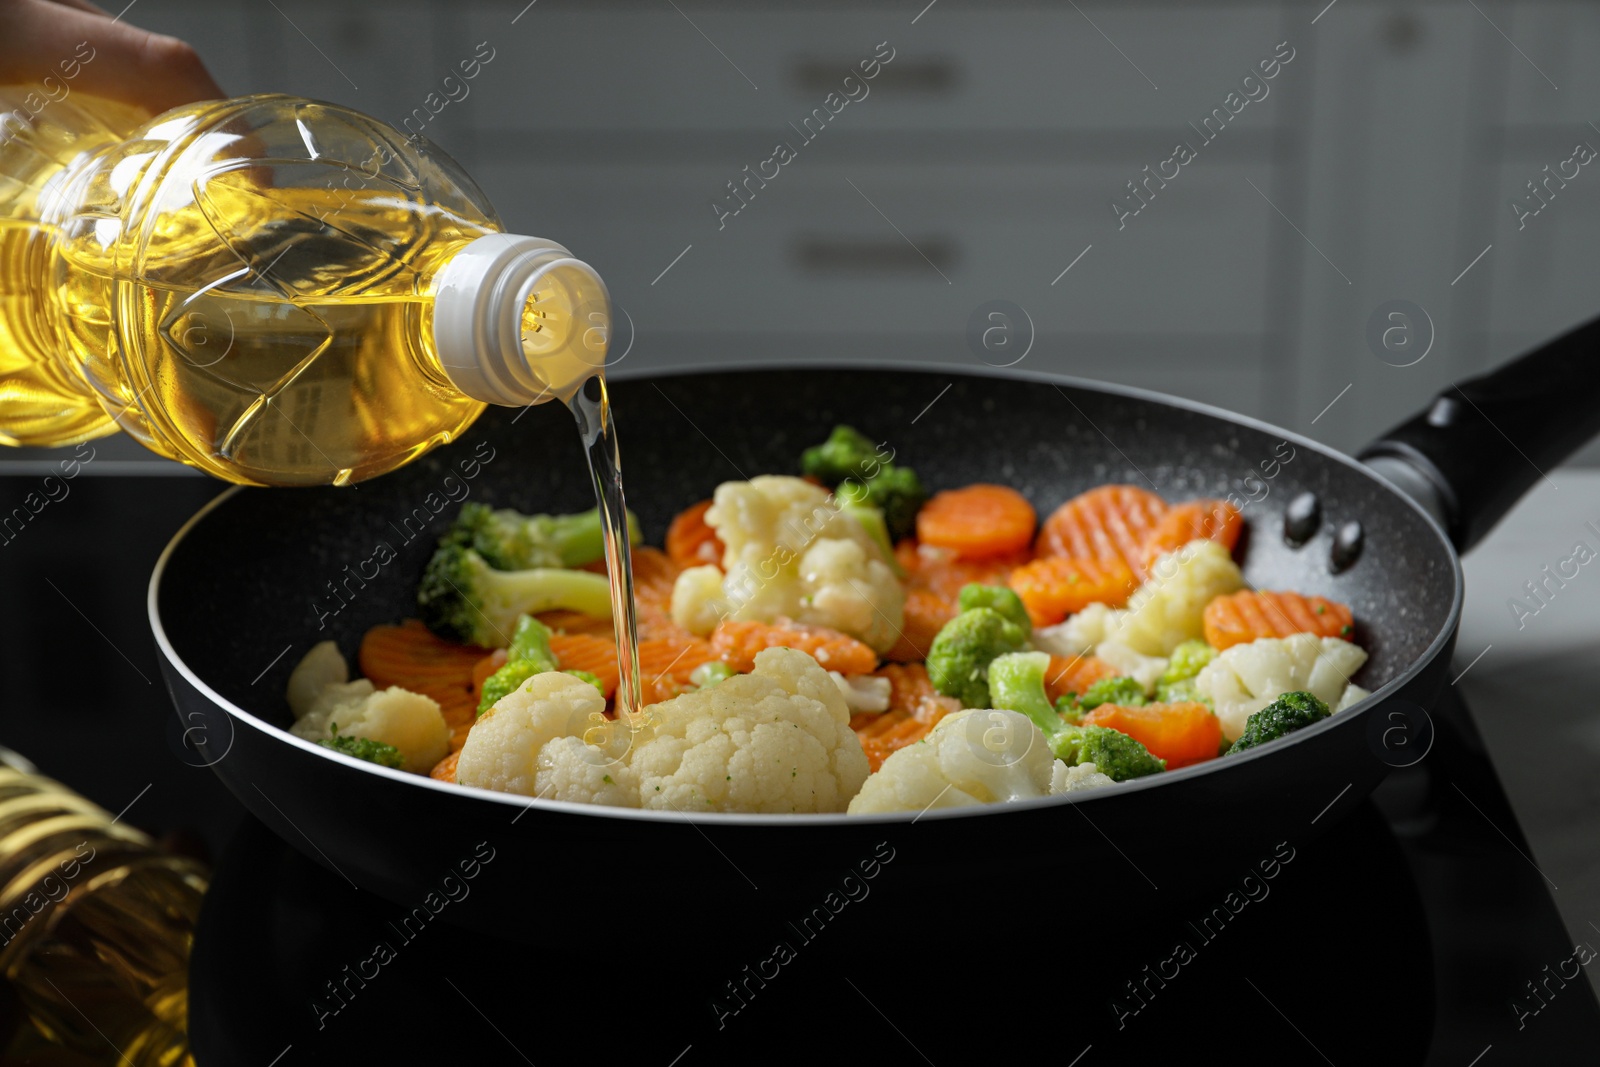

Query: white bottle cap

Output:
[432, 233, 612, 407]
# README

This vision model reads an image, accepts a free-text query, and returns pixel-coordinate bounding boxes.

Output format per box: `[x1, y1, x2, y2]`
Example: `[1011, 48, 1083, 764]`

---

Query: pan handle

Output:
[1358, 313, 1600, 552]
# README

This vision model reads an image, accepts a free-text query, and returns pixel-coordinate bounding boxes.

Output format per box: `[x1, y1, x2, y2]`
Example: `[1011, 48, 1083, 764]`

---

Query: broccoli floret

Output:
[838, 465, 927, 543]
[564, 669, 603, 692]
[927, 608, 1027, 707]
[690, 660, 734, 690]
[1154, 641, 1217, 704]
[505, 613, 557, 668]
[1054, 694, 1082, 724]
[479, 659, 539, 711]
[318, 723, 405, 769]
[987, 653, 1164, 780]
[1156, 677, 1209, 705]
[1160, 640, 1217, 685]
[1227, 691, 1331, 754]
[839, 498, 897, 564]
[801, 425, 882, 484]
[477, 615, 561, 712]
[1072, 725, 1166, 781]
[418, 544, 613, 647]
[1078, 676, 1146, 711]
[803, 425, 927, 541]
[446, 502, 642, 571]
[987, 652, 1057, 730]
[957, 583, 1031, 633]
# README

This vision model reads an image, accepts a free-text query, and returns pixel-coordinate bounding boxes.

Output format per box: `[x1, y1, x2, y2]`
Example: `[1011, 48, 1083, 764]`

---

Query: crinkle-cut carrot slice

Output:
[473, 632, 715, 713]
[1082, 702, 1222, 769]
[1008, 555, 1138, 626]
[1043, 654, 1120, 706]
[634, 547, 702, 644]
[1037, 485, 1168, 581]
[638, 637, 718, 706]
[666, 499, 725, 570]
[851, 663, 961, 772]
[710, 619, 878, 675]
[916, 484, 1037, 560]
[536, 609, 613, 637]
[1141, 499, 1243, 569]
[1202, 590, 1354, 651]
[579, 546, 698, 644]
[547, 633, 621, 698]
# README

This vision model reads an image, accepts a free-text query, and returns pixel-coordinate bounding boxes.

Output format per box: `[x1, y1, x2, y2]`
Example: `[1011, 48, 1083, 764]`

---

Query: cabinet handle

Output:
[794, 237, 958, 276]
[792, 58, 958, 95]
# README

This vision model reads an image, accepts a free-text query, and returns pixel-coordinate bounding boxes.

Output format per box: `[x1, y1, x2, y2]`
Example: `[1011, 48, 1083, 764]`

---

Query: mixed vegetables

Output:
[285, 426, 1371, 815]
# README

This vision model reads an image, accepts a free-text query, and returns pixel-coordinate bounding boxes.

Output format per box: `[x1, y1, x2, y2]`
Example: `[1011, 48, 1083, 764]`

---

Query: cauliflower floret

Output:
[1033, 602, 1128, 658]
[1196, 634, 1369, 742]
[630, 647, 869, 813]
[287, 641, 449, 773]
[1094, 640, 1170, 695]
[1336, 684, 1371, 712]
[849, 708, 1074, 815]
[670, 475, 904, 652]
[1115, 540, 1246, 656]
[670, 565, 728, 636]
[286, 640, 347, 717]
[456, 671, 641, 807]
[796, 537, 903, 652]
[830, 671, 892, 713]
[1052, 761, 1117, 794]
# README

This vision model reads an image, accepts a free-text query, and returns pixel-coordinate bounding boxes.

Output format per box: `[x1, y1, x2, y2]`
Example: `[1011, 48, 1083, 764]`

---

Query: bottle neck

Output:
[431, 234, 613, 407]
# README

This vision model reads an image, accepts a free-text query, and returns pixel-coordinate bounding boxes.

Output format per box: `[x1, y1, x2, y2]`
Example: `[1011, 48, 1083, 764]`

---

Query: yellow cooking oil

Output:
[0, 763, 206, 1066]
[0, 92, 608, 486]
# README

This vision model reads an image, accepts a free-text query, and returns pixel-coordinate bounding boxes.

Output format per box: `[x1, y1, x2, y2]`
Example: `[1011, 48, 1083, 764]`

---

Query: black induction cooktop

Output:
[187, 685, 1599, 1066]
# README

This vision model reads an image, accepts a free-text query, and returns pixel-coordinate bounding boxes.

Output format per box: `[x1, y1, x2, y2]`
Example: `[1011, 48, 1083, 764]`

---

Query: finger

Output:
[2, 0, 224, 115]
[40, 0, 111, 17]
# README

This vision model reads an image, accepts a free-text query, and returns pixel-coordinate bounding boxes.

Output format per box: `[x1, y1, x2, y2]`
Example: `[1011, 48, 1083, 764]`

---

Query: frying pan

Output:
[149, 319, 1600, 936]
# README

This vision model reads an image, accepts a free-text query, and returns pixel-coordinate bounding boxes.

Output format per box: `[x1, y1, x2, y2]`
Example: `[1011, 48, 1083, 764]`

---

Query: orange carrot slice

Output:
[471, 649, 509, 702]
[1202, 590, 1354, 651]
[1037, 485, 1168, 581]
[633, 547, 699, 644]
[536, 609, 613, 637]
[710, 619, 878, 675]
[579, 546, 696, 644]
[1043, 654, 1120, 706]
[1082, 702, 1222, 769]
[1141, 499, 1243, 569]
[916, 484, 1037, 560]
[473, 633, 714, 711]
[851, 663, 960, 772]
[637, 637, 718, 705]
[666, 499, 725, 570]
[1008, 555, 1139, 626]
[548, 633, 621, 698]
[429, 750, 460, 783]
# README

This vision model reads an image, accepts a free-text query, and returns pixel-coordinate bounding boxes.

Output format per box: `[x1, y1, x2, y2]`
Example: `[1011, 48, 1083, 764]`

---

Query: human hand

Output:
[1, 0, 223, 115]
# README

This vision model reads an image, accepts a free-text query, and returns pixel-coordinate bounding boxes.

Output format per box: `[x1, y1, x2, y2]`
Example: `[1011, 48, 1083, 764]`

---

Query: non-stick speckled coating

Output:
[162, 365, 1456, 731]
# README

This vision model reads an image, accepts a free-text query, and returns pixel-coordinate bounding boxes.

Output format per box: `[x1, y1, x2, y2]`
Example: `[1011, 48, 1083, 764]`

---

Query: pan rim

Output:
[146, 361, 1465, 827]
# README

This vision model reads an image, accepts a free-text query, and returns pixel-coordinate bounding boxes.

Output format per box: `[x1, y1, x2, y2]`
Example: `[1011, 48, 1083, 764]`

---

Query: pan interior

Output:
[155, 367, 1458, 774]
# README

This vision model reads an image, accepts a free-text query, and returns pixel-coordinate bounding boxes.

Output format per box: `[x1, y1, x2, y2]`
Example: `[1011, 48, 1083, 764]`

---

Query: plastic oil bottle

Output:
[0, 753, 207, 1066]
[0, 91, 611, 486]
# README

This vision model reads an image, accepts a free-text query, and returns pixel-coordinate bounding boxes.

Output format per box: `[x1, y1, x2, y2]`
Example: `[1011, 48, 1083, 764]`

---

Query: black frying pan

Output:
[149, 320, 1600, 935]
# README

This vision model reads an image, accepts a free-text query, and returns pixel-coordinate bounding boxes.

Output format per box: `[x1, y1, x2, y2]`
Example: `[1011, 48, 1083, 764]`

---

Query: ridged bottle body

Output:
[0, 765, 206, 1065]
[0, 92, 505, 485]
